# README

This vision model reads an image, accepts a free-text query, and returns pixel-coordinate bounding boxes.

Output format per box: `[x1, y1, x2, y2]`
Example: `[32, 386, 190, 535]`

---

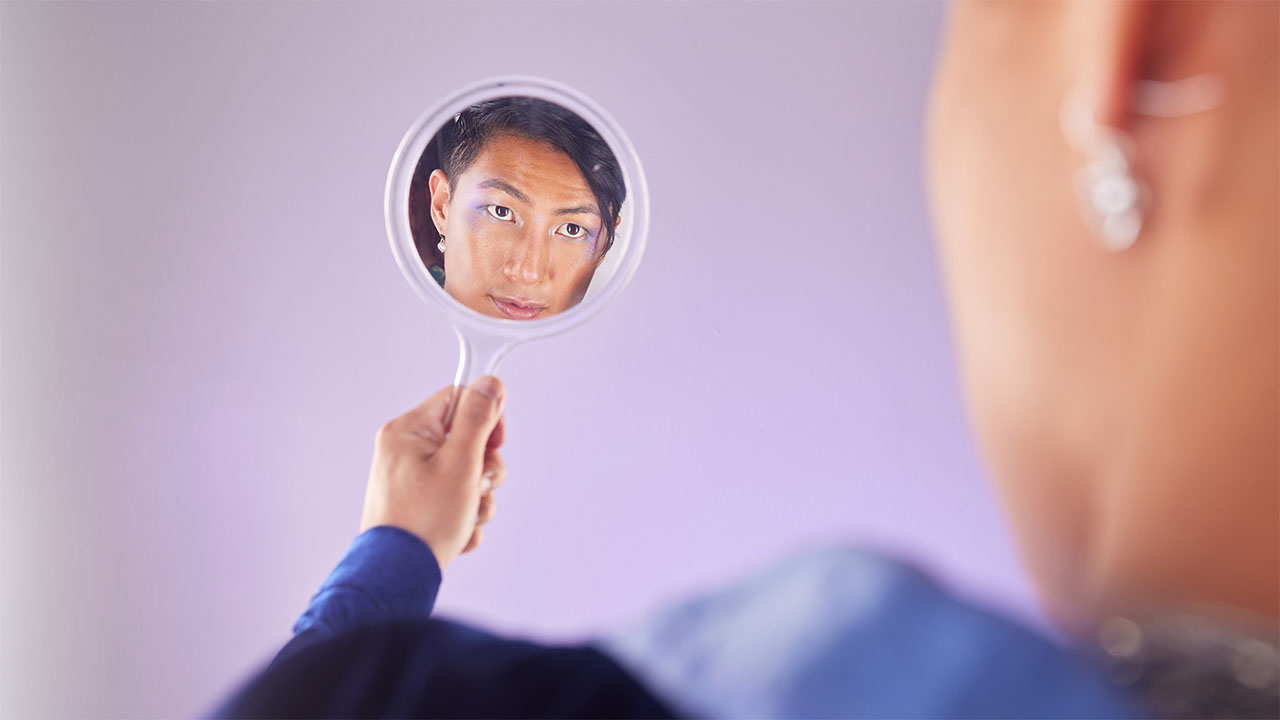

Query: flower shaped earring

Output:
[1075, 130, 1146, 252]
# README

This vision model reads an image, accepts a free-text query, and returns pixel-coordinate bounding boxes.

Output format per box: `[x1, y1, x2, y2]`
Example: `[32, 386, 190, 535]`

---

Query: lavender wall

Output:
[1, 2, 1044, 716]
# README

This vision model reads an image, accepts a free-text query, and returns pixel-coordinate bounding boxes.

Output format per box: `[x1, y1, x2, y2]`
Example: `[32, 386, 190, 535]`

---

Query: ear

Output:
[1075, 2, 1154, 131]
[594, 216, 623, 268]
[428, 169, 451, 235]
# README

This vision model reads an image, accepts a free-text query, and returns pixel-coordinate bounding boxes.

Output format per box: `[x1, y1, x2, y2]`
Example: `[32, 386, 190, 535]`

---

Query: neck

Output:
[1083, 214, 1279, 632]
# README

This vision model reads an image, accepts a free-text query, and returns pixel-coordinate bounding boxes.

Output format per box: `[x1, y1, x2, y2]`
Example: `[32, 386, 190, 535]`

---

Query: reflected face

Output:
[430, 135, 609, 321]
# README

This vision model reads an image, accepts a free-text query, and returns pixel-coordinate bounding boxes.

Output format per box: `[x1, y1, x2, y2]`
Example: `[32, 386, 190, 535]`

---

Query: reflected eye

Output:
[557, 222, 588, 240]
[486, 205, 515, 222]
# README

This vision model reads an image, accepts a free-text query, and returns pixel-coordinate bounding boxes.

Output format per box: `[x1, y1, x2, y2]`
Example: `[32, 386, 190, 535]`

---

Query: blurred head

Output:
[429, 98, 625, 320]
[927, 2, 1278, 634]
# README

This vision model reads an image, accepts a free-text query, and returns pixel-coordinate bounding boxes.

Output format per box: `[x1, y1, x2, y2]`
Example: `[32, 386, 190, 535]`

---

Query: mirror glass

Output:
[409, 96, 628, 320]
[385, 77, 648, 388]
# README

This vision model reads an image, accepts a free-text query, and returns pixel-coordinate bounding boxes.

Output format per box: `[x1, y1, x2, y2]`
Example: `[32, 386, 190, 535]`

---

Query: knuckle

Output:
[485, 450, 505, 472]
[374, 421, 396, 447]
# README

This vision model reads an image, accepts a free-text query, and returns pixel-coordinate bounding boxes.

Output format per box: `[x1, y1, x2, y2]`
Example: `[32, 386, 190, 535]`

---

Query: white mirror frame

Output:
[384, 76, 650, 405]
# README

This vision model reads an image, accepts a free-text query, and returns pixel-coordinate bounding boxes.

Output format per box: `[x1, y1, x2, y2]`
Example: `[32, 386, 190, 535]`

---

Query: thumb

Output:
[443, 376, 505, 466]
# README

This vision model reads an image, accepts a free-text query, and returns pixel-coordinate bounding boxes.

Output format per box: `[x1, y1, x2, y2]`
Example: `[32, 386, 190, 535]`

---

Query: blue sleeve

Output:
[275, 526, 442, 662]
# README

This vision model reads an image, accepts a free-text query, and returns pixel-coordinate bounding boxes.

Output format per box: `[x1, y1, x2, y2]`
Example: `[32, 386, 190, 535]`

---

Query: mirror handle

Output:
[442, 327, 514, 431]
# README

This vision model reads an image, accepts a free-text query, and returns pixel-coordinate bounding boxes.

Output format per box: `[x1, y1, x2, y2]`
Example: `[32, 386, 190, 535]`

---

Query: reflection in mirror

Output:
[408, 97, 626, 321]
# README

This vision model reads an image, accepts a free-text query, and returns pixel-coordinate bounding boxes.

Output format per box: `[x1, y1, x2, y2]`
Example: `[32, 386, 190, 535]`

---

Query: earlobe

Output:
[428, 169, 451, 235]
[594, 216, 621, 266]
[1080, 0, 1153, 131]
[1061, 3, 1229, 252]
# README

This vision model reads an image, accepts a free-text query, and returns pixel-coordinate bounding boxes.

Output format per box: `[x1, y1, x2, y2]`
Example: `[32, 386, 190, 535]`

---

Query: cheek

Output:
[552, 246, 601, 305]
[447, 222, 509, 285]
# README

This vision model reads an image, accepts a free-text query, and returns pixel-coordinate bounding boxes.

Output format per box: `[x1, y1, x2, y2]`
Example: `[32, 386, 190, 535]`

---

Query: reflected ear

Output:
[428, 169, 451, 235]
[593, 215, 621, 267]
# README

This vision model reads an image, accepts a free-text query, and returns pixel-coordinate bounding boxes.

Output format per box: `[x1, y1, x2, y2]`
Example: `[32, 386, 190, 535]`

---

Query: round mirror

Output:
[385, 76, 648, 410]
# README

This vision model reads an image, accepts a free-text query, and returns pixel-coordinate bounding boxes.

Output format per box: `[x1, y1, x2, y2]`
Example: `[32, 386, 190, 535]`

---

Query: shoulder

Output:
[214, 617, 675, 719]
[600, 547, 1146, 719]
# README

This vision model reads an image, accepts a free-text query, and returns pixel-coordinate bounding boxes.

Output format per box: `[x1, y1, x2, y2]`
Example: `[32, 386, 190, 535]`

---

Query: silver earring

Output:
[1076, 131, 1146, 252]
[1061, 91, 1147, 252]
[437, 235, 446, 253]
[1060, 74, 1226, 252]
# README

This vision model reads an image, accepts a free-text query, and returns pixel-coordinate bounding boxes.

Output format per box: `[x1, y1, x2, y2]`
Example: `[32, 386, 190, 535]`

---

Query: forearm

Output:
[276, 525, 443, 662]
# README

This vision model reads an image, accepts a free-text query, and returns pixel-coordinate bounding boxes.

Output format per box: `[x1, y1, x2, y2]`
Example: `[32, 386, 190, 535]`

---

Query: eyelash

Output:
[485, 205, 515, 222]
[557, 222, 588, 241]
[482, 205, 593, 241]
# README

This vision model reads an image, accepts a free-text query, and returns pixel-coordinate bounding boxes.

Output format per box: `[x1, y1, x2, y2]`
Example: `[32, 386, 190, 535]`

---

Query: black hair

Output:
[436, 97, 626, 252]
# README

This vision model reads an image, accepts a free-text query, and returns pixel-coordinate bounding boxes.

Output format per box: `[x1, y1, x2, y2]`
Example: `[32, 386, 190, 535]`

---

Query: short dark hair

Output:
[437, 97, 626, 252]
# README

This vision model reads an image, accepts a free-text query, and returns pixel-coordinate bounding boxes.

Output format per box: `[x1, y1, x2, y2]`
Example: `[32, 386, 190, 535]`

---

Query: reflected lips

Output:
[490, 295, 547, 320]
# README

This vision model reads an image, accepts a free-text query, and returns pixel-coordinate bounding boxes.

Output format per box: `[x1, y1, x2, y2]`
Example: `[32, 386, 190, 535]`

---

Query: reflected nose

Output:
[504, 230, 551, 285]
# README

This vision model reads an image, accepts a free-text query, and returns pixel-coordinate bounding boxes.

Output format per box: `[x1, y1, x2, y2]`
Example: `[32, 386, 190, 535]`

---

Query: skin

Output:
[360, 377, 507, 570]
[927, 1, 1278, 636]
[429, 134, 611, 321]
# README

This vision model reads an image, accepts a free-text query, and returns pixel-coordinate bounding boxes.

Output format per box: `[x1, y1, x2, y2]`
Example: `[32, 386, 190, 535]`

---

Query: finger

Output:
[475, 492, 496, 526]
[439, 376, 505, 469]
[401, 385, 458, 424]
[482, 450, 506, 491]
[462, 526, 483, 554]
[487, 414, 505, 450]
[384, 385, 456, 441]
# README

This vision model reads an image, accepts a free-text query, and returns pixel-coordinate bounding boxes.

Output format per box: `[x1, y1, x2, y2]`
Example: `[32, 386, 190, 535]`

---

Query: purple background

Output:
[1, 2, 1044, 716]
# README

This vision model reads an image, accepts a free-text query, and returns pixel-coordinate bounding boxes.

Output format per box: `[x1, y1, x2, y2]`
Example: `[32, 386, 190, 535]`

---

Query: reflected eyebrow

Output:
[476, 177, 598, 217]
[476, 178, 531, 203]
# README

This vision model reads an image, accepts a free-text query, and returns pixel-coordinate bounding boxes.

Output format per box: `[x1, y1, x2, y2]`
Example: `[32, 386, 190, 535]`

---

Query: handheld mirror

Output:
[385, 77, 649, 421]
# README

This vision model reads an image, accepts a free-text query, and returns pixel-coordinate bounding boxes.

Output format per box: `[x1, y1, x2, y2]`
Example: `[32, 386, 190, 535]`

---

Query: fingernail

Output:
[472, 376, 504, 411]
[480, 476, 493, 494]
